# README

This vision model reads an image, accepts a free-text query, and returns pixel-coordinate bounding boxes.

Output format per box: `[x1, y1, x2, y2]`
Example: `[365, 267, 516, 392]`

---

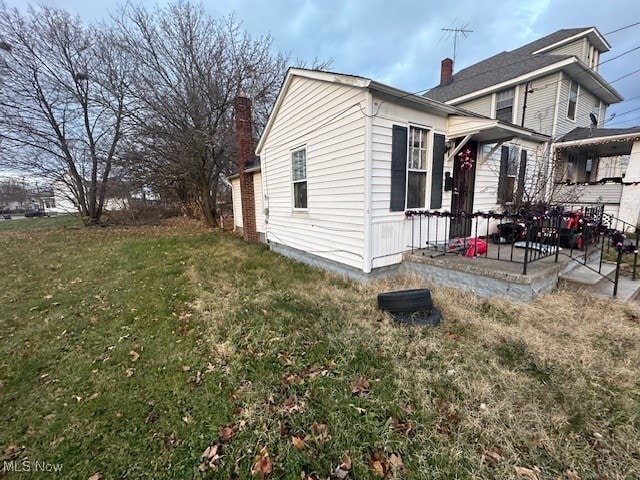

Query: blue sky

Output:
[4, 0, 640, 127]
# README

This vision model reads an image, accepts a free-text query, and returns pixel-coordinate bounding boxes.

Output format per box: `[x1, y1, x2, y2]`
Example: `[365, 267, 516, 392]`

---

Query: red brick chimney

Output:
[234, 93, 259, 243]
[440, 58, 453, 85]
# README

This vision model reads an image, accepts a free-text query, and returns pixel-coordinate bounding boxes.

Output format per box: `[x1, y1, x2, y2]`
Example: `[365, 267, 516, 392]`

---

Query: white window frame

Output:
[495, 88, 515, 123]
[567, 80, 579, 121]
[405, 125, 430, 209]
[291, 147, 308, 210]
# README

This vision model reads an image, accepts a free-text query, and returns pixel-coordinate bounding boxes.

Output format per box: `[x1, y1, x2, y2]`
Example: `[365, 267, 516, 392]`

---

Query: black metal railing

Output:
[405, 205, 638, 297]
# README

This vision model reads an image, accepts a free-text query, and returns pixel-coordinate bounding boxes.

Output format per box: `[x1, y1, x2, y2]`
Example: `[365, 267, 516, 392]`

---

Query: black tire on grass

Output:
[377, 288, 433, 313]
[390, 307, 442, 327]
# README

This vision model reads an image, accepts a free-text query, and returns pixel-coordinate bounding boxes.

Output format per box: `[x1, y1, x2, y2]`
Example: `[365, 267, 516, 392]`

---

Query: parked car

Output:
[24, 209, 45, 217]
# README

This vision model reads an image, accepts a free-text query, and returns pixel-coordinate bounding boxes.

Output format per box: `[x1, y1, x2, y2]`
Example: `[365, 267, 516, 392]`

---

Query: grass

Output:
[0, 214, 82, 231]
[1, 218, 639, 479]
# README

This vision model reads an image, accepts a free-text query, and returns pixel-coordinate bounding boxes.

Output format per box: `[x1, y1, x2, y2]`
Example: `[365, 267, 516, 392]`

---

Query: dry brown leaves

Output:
[251, 446, 273, 479]
[481, 447, 503, 467]
[370, 450, 404, 478]
[350, 376, 370, 396]
[199, 444, 222, 472]
[333, 452, 352, 479]
[513, 465, 540, 479]
[219, 426, 234, 443]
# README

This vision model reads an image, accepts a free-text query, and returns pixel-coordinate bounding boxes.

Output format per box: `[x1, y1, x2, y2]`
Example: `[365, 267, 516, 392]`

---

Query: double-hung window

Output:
[406, 126, 429, 209]
[495, 88, 515, 123]
[567, 81, 579, 121]
[291, 148, 307, 209]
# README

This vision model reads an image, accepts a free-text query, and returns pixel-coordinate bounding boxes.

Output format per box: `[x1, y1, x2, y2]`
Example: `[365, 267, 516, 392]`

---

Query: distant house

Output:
[231, 68, 547, 278]
[423, 27, 639, 227]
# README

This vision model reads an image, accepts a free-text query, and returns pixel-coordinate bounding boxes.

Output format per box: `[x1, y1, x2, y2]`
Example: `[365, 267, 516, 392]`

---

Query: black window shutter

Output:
[497, 145, 509, 203]
[390, 125, 408, 211]
[516, 149, 527, 203]
[430, 134, 446, 209]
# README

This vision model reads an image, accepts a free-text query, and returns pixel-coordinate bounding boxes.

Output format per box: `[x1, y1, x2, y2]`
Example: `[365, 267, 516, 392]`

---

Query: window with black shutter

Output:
[390, 125, 407, 211]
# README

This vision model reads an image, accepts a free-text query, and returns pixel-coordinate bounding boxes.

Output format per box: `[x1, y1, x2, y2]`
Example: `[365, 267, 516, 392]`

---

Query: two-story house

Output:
[424, 27, 640, 227]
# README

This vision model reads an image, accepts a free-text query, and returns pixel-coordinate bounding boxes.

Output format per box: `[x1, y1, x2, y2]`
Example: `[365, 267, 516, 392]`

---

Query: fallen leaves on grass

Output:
[125, 368, 135, 377]
[481, 447, 503, 467]
[513, 465, 540, 479]
[88, 473, 103, 480]
[129, 350, 140, 362]
[291, 436, 306, 450]
[564, 470, 581, 480]
[311, 422, 330, 442]
[388, 417, 413, 437]
[2, 444, 22, 460]
[219, 426, 234, 443]
[251, 446, 272, 479]
[333, 452, 352, 479]
[277, 396, 306, 414]
[371, 450, 387, 478]
[199, 444, 222, 472]
[350, 376, 369, 396]
[187, 371, 203, 385]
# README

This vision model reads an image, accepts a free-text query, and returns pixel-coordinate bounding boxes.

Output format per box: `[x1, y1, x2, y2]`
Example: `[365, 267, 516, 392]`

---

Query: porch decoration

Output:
[457, 146, 475, 172]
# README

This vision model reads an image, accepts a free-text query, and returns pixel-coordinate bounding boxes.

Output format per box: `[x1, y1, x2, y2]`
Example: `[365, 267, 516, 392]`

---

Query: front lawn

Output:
[1, 219, 639, 479]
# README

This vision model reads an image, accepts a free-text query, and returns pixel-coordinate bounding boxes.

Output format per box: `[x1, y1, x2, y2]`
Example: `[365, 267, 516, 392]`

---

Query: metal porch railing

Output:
[405, 205, 638, 297]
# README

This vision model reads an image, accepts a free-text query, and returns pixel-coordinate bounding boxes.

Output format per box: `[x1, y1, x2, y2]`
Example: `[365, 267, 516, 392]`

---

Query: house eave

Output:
[533, 27, 611, 55]
[445, 57, 622, 106]
[554, 132, 640, 149]
[447, 115, 550, 144]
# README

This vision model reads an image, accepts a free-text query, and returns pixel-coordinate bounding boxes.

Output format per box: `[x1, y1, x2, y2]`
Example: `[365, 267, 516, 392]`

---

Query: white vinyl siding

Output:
[547, 38, 587, 62]
[259, 75, 367, 270]
[231, 177, 243, 229]
[231, 173, 265, 234]
[254, 172, 265, 233]
[456, 96, 493, 117]
[515, 76, 559, 134]
[369, 96, 448, 268]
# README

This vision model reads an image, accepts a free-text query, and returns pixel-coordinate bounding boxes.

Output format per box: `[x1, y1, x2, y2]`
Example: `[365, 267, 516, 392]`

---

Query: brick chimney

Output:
[234, 93, 259, 243]
[440, 58, 453, 85]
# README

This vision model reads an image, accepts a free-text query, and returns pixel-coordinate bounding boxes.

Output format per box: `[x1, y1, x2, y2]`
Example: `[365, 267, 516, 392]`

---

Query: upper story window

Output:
[592, 99, 601, 124]
[567, 81, 579, 121]
[495, 88, 515, 123]
[406, 126, 429, 209]
[291, 148, 307, 209]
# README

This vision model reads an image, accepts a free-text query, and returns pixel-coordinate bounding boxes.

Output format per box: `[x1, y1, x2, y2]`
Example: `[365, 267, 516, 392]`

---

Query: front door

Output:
[450, 141, 477, 238]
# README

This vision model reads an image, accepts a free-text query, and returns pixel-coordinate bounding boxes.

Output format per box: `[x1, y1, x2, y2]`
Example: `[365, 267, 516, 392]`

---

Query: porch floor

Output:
[402, 243, 598, 301]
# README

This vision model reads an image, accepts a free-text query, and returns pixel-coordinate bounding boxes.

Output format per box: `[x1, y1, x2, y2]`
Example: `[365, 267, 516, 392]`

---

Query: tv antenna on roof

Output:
[441, 22, 473, 65]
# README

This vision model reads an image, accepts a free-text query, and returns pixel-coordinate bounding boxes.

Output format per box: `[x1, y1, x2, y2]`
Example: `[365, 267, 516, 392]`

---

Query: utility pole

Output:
[441, 24, 473, 66]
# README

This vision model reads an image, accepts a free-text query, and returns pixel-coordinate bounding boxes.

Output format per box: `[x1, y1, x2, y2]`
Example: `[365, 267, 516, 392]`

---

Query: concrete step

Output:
[591, 273, 640, 301]
[559, 261, 616, 286]
[559, 260, 640, 301]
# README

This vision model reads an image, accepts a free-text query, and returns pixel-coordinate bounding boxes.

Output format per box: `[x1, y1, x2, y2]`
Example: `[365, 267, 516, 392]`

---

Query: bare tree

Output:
[0, 5, 132, 224]
[113, 3, 288, 227]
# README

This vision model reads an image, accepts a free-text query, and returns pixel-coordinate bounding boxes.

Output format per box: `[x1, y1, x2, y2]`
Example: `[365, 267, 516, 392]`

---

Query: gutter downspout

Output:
[363, 90, 374, 274]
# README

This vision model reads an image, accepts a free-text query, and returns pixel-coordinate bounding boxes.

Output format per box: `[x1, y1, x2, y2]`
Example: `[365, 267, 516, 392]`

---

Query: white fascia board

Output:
[445, 57, 578, 105]
[446, 56, 621, 106]
[533, 28, 610, 54]
[368, 80, 475, 117]
[554, 133, 640, 148]
[256, 68, 372, 155]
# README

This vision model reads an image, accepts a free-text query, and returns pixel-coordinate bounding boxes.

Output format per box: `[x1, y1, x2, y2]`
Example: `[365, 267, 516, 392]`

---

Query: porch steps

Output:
[559, 261, 640, 301]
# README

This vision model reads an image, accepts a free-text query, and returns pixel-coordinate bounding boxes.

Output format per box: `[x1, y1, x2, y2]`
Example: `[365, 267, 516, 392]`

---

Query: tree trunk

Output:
[199, 187, 216, 228]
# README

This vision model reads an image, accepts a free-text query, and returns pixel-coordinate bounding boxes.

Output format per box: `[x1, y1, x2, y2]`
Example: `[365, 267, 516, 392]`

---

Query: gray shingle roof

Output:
[558, 126, 640, 142]
[424, 28, 593, 103]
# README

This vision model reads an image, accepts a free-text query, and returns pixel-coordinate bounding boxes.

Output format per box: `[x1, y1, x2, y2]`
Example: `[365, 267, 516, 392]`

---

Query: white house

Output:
[231, 68, 548, 279]
[423, 26, 640, 228]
